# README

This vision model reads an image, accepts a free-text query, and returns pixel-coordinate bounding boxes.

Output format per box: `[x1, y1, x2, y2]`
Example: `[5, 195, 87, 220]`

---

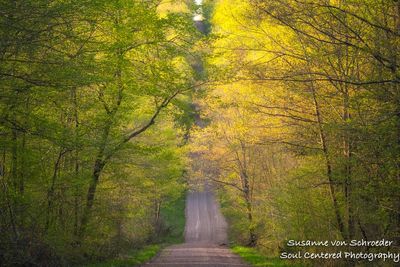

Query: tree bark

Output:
[343, 86, 354, 240]
[393, 0, 400, 244]
[311, 83, 346, 240]
[77, 151, 106, 241]
[237, 141, 257, 246]
[45, 149, 66, 232]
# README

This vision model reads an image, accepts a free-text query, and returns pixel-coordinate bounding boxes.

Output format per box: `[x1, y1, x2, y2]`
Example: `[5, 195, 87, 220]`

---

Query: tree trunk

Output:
[154, 200, 162, 233]
[343, 86, 355, 240]
[77, 110, 113, 241]
[77, 157, 106, 241]
[394, 0, 400, 245]
[77, 53, 123, 241]
[237, 141, 257, 246]
[311, 84, 346, 240]
[11, 128, 18, 191]
[19, 133, 25, 194]
[45, 149, 65, 232]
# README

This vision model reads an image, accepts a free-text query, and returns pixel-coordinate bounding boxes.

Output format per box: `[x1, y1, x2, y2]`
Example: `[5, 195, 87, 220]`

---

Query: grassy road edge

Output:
[81, 193, 186, 267]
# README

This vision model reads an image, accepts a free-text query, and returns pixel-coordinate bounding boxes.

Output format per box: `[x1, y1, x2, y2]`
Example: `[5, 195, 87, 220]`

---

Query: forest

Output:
[1, 0, 399, 266]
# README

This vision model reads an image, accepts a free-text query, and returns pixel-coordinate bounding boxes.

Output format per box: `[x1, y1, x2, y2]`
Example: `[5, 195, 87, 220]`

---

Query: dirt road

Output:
[143, 186, 249, 267]
[142, 12, 249, 266]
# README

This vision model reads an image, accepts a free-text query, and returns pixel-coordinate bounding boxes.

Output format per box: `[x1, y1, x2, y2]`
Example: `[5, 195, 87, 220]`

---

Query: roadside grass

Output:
[81, 245, 159, 267]
[232, 246, 306, 267]
[81, 193, 186, 267]
[159, 193, 186, 244]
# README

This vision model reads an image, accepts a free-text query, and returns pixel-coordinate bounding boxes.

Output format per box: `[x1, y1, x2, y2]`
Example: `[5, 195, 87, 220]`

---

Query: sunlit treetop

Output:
[157, 0, 191, 17]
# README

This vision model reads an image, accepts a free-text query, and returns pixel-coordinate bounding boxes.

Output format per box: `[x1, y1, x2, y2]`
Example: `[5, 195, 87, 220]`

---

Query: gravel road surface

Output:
[143, 187, 249, 267]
